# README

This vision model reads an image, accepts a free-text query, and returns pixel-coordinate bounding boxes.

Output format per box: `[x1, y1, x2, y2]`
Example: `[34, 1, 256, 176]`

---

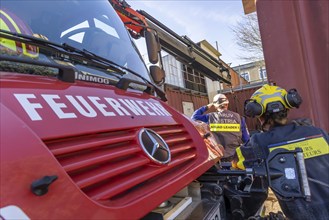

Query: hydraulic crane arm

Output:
[109, 0, 147, 39]
[110, 0, 231, 84]
[139, 10, 230, 83]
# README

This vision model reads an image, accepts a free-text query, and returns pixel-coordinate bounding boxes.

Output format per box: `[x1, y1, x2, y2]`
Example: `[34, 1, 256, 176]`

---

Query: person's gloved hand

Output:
[232, 147, 246, 170]
[232, 145, 261, 170]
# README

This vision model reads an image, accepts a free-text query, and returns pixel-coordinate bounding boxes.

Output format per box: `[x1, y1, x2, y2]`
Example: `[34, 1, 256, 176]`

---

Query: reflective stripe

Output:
[0, 20, 18, 51]
[1, 10, 21, 33]
[269, 136, 329, 159]
[0, 9, 38, 58]
[0, 10, 21, 52]
[236, 147, 246, 170]
[210, 123, 240, 132]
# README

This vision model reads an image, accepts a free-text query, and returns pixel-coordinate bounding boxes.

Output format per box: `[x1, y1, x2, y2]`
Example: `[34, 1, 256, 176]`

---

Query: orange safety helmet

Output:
[0, 9, 38, 58]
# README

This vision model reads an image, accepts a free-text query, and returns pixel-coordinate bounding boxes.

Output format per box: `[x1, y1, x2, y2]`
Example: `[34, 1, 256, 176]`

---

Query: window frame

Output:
[182, 64, 207, 93]
[240, 71, 250, 82]
[259, 67, 267, 80]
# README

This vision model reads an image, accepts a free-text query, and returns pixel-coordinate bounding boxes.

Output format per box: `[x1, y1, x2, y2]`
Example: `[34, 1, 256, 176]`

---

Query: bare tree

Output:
[232, 13, 264, 62]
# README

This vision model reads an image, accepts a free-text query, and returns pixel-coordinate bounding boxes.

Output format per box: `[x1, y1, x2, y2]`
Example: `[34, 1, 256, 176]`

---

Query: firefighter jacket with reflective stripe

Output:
[238, 122, 329, 220]
[208, 109, 243, 158]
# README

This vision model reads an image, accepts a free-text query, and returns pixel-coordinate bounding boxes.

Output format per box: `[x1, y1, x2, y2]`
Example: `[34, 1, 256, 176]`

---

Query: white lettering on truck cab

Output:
[14, 93, 171, 121]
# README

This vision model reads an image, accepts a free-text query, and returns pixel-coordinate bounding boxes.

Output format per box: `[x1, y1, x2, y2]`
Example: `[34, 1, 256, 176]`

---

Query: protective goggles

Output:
[213, 98, 228, 105]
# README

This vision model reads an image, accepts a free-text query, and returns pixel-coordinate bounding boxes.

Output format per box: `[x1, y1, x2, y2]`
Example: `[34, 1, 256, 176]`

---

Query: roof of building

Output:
[232, 60, 265, 70]
[197, 40, 222, 57]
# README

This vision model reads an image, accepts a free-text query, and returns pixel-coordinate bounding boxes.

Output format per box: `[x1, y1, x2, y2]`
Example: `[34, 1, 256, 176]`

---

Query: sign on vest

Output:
[268, 134, 329, 159]
[210, 123, 241, 132]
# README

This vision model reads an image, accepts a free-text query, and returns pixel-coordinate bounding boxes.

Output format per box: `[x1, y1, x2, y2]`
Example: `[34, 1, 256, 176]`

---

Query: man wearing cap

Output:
[191, 93, 249, 162]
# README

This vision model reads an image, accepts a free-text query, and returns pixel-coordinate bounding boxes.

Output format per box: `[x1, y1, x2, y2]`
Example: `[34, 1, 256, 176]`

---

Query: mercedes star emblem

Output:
[138, 128, 171, 165]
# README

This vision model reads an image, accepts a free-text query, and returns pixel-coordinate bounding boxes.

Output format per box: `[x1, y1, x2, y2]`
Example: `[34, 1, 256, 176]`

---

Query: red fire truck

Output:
[0, 1, 226, 219]
[0, 0, 316, 219]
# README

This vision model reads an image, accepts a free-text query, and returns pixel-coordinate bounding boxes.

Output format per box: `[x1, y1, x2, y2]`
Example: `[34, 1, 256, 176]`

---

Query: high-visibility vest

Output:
[208, 109, 242, 158]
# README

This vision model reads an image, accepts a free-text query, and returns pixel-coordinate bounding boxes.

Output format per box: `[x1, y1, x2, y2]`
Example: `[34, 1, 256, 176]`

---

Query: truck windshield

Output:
[0, 0, 150, 83]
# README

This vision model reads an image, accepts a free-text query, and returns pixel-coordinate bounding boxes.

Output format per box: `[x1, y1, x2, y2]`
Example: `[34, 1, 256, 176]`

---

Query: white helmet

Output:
[213, 94, 229, 106]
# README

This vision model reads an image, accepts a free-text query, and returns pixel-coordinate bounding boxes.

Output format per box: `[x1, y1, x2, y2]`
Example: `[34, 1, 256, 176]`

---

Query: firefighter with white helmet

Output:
[191, 93, 250, 162]
[233, 84, 329, 220]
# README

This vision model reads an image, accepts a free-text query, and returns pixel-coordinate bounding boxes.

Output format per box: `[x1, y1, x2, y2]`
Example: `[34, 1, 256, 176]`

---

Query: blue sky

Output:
[128, 0, 247, 67]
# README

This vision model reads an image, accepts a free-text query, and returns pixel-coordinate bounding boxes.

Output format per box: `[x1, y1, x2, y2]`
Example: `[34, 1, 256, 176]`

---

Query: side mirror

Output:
[145, 30, 160, 64]
[149, 65, 165, 85]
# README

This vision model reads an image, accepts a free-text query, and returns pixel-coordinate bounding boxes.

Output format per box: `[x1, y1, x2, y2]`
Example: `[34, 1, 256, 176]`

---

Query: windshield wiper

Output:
[0, 30, 167, 101]
[0, 30, 126, 77]
[75, 48, 167, 101]
[62, 43, 167, 101]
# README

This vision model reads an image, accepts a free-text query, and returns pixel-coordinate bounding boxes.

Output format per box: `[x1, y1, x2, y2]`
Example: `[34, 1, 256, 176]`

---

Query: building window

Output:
[240, 72, 250, 82]
[259, 67, 267, 79]
[183, 64, 207, 93]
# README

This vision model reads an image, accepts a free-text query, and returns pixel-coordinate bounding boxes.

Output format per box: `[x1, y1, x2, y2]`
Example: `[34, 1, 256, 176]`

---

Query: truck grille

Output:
[43, 124, 197, 206]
